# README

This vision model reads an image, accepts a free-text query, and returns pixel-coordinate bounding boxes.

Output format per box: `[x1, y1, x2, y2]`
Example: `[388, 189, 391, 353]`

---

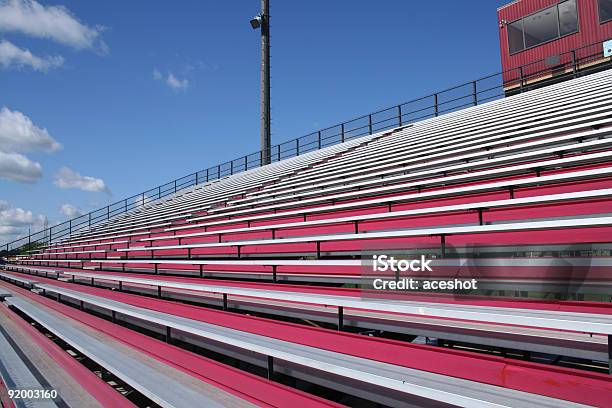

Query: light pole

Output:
[251, 0, 271, 165]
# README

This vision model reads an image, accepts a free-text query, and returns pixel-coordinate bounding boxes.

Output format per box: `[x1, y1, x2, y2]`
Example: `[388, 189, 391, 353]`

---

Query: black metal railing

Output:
[2, 40, 610, 254]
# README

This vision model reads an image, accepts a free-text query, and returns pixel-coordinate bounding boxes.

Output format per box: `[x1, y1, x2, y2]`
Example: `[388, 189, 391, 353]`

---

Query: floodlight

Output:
[250, 15, 262, 29]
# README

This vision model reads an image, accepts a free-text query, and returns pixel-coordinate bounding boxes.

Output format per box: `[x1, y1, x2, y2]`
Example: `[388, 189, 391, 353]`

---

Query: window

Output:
[600, 0, 612, 23]
[523, 6, 559, 48]
[508, 20, 525, 54]
[507, 0, 578, 54]
[558, 0, 579, 34]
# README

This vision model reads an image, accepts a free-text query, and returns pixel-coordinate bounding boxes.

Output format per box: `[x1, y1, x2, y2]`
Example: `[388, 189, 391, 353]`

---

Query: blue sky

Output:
[0, 0, 507, 243]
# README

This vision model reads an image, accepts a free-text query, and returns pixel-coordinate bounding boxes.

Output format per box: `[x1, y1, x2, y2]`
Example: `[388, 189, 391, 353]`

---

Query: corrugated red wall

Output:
[498, 0, 612, 73]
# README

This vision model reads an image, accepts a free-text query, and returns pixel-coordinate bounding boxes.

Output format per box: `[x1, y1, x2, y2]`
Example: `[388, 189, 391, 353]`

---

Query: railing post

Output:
[571, 50, 577, 77]
[107, 206, 110, 220]
[230, 160, 234, 175]
[69, 220, 72, 236]
[368, 114, 373, 135]
[472, 81, 478, 106]
[158, 186, 161, 199]
[195, 172, 199, 185]
[317, 131, 321, 149]
[142, 193, 145, 206]
[206, 168, 209, 182]
[48, 226, 52, 244]
[340, 123, 345, 143]
[519, 66, 524, 92]
[277, 144, 281, 161]
[296, 139, 300, 156]
[124, 199, 128, 213]
[217, 164, 221, 178]
[433, 93, 439, 117]
[88, 212, 91, 227]
[244, 155, 248, 171]
[174, 180, 177, 193]
[397, 105, 402, 126]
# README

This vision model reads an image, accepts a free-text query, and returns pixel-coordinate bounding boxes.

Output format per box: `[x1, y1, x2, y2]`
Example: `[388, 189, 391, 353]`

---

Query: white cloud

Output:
[0, 200, 47, 243]
[0, 107, 59, 184]
[0, 0, 106, 51]
[153, 68, 189, 91]
[0, 206, 39, 226]
[166, 72, 189, 90]
[0, 150, 42, 182]
[59, 203, 81, 218]
[0, 39, 63, 71]
[0, 225, 21, 236]
[0, 106, 61, 153]
[54, 166, 109, 193]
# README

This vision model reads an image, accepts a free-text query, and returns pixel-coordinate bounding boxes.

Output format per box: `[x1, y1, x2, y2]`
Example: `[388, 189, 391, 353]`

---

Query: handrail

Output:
[2, 39, 610, 253]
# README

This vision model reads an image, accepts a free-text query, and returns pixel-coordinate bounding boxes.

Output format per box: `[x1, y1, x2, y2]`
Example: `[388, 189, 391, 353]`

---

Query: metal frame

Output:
[15, 284, 596, 408]
[3, 40, 610, 254]
[3, 296, 230, 408]
[31, 270, 612, 335]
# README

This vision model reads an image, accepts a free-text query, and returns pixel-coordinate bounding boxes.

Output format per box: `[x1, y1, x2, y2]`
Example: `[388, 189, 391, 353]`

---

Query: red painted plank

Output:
[10, 276, 610, 406]
[0, 301, 136, 408]
[0, 282, 341, 408]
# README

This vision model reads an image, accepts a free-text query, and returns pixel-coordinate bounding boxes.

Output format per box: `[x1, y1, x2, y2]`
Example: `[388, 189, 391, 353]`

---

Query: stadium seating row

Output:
[4, 69, 612, 407]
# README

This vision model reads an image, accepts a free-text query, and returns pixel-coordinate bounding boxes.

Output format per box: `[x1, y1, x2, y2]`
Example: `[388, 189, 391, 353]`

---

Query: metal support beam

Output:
[260, 0, 271, 165]
[608, 334, 612, 374]
[440, 235, 446, 258]
[267, 355, 274, 380]
[434, 93, 439, 116]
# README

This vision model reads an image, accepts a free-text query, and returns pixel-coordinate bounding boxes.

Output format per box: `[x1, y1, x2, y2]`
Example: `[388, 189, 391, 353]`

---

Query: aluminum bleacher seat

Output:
[0, 288, 134, 408]
[2, 273, 610, 407]
[48, 134, 377, 246]
[0, 281, 344, 408]
[45, 69, 612, 249]
[5, 266, 611, 361]
[5, 69, 612, 406]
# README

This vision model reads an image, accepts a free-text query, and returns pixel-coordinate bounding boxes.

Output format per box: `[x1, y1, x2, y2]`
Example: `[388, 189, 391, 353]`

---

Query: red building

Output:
[498, 0, 612, 92]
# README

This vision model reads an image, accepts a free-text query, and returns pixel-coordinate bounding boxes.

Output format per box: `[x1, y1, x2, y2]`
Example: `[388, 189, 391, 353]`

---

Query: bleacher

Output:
[2, 69, 612, 407]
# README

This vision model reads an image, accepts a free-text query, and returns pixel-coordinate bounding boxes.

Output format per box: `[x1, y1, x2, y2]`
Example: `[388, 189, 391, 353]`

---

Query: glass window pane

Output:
[508, 20, 524, 54]
[600, 0, 612, 22]
[559, 0, 578, 35]
[523, 6, 559, 48]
